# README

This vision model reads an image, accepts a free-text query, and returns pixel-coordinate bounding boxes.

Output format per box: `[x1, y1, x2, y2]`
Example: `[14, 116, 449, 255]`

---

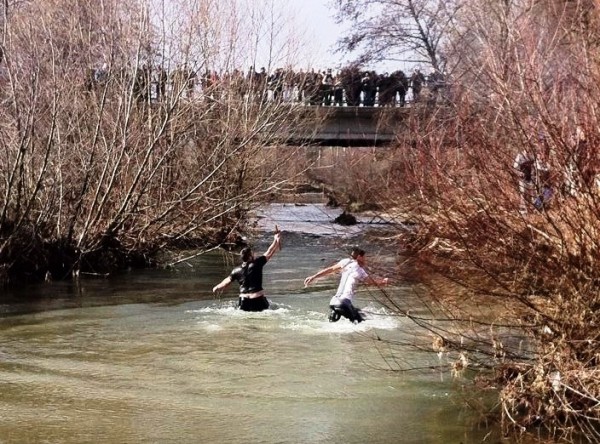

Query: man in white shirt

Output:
[303, 247, 388, 323]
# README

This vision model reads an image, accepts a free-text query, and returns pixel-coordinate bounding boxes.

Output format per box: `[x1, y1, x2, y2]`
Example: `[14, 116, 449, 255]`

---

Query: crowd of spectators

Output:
[86, 62, 449, 107]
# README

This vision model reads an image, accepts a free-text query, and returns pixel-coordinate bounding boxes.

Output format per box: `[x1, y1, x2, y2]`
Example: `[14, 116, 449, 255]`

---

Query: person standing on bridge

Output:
[303, 247, 388, 323]
[410, 68, 425, 102]
[212, 229, 282, 312]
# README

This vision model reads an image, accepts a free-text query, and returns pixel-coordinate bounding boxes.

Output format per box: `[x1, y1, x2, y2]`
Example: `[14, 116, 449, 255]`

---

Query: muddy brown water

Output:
[0, 204, 502, 443]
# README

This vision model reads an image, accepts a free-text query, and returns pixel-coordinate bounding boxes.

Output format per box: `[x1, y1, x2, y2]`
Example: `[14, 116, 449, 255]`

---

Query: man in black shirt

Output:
[212, 230, 282, 311]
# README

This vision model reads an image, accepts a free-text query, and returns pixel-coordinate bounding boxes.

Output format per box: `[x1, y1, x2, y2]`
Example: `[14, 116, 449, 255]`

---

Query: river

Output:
[0, 204, 502, 443]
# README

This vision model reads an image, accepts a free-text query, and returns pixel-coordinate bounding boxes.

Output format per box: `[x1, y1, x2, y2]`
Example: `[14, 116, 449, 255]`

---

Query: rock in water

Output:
[334, 211, 357, 226]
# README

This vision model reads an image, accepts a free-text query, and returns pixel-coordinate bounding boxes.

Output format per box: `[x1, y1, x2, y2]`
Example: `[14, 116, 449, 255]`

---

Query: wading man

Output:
[212, 230, 282, 312]
[303, 247, 388, 323]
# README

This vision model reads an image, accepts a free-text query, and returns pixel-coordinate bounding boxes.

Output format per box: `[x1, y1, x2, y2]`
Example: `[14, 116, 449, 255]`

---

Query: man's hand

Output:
[304, 276, 314, 287]
[274, 225, 282, 250]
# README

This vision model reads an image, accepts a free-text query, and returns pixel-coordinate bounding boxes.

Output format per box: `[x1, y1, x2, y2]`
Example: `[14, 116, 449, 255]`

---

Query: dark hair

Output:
[350, 246, 366, 259]
[240, 247, 253, 263]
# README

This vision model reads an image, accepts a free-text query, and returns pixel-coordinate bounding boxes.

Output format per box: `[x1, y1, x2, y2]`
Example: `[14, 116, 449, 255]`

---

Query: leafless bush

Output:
[363, 1, 600, 441]
[0, 0, 315, 282]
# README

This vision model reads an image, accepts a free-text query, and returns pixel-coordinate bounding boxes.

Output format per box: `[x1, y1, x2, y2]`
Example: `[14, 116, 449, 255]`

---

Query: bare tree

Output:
[0, 0, 317, 283]
[365, 0, 600, 440]
[331, 0, 463, 70]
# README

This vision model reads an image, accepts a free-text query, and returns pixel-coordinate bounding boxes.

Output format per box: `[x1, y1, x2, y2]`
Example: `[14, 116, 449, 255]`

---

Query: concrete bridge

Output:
[279, 106, 412, 146]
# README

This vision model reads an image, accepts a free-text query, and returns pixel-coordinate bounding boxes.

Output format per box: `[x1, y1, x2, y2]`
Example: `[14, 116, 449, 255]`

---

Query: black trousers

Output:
[239, 295, 270, 312]
[329, 299, 365, 323]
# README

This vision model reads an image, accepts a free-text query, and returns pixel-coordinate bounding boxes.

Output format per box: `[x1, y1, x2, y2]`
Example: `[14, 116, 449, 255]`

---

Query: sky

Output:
[294, 0, 343, 68]
[291, 0, 402, 73]
[149, 0, 403, 73]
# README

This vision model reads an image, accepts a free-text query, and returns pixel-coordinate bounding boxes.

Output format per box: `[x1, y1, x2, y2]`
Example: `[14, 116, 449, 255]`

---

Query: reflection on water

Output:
[0, 205, 500, 443]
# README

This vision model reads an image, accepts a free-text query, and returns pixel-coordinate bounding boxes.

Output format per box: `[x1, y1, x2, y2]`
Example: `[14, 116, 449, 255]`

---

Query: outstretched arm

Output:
[304, 262, 342, 287]
[213, 276, 232, 293]
[364, 276, 389, 286]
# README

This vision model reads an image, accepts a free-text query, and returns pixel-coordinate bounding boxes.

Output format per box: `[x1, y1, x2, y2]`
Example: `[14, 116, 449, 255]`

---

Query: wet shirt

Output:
[330, 258, 368, 304]
[230, 255, 268, 294]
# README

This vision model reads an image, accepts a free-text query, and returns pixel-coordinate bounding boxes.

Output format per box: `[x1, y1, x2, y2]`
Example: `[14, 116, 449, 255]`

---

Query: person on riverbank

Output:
[514, 148, 535, 213]
[303, 247, 388, 323]
[212, 230, 282, 311]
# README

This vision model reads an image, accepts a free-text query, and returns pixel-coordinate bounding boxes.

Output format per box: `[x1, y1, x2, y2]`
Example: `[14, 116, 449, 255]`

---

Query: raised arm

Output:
[264, 232, 281, 261]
